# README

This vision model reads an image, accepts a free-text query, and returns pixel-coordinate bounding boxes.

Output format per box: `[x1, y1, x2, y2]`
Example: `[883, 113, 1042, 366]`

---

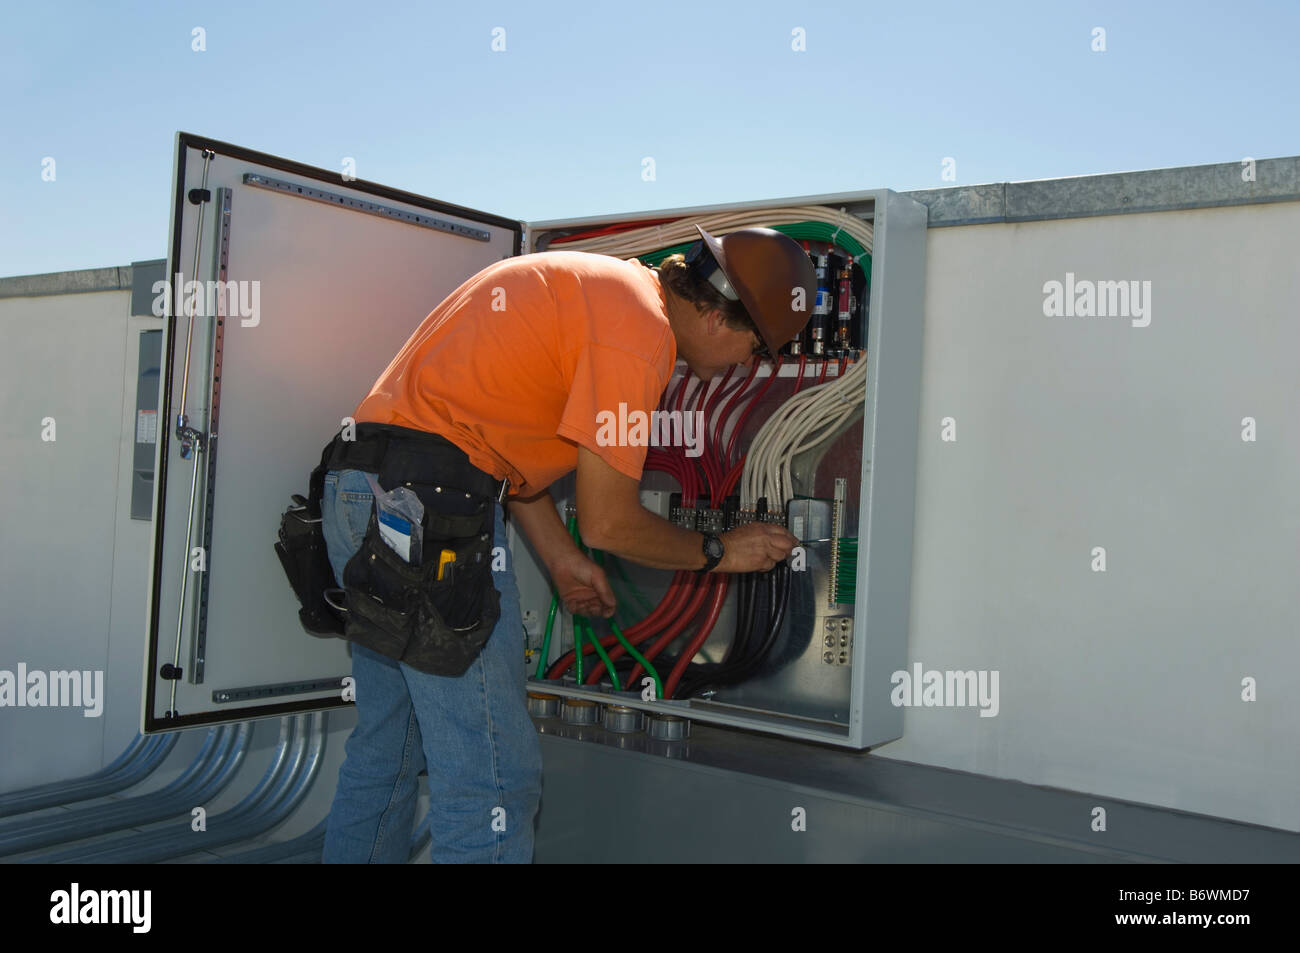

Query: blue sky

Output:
[3, 0, 1297, 278]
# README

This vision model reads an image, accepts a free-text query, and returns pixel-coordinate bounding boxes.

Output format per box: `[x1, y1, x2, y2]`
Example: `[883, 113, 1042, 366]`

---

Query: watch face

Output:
[704, 535, 724, 560]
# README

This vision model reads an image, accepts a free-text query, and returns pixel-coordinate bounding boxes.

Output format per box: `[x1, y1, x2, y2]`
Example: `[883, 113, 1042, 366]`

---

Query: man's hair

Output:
[657, 253, 756, 334]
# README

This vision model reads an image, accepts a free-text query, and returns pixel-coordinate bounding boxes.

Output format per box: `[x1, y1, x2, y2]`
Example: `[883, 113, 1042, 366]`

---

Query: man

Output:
[319, 225, 815, 863]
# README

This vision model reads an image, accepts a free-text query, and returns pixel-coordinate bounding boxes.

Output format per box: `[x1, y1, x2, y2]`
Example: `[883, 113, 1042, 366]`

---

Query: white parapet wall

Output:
[879, 198, 1300, 832]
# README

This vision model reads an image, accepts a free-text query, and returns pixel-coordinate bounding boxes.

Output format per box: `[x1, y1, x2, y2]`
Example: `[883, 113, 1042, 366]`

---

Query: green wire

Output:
[540, 514, 664, 697]
[608, 616, 662, 700]
[566, 514, 583, 684]
[534, 591, 559, 680]
[601, 570, 640, 630]
[566, 515, 621, 690]
[593, 551, 649, 629]
[603, 552, 656, 617]
[637, 221, 872, 275]
[588, 550, 662, 698]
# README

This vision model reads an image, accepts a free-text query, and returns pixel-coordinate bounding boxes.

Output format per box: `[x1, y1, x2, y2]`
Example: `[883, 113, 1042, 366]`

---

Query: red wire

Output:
[683, 373, 719, 500]
[556, 353, 796, 689]
[791, 354, 807, 395]
[712, 360, 759, 456]
[663, 576, 730, 697]
[622, 579, 713, 688]
[548, 217, 682, 244]
[725, 354, 783, 466]
[547, 570, 689, 680]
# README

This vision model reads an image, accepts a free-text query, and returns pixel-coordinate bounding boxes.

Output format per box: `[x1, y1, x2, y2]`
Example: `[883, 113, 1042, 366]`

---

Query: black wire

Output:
[721, 571, 755, 665]
[678, 562, 790, 698]
[677, 572, 760, 697]
[724, 564, 789, 684]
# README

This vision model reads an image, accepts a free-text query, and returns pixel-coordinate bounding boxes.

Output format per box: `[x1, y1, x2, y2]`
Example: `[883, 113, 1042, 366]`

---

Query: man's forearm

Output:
[506, 489, 580, 574]
[509, 486, 699, 571]
[579, 503, 706, 571]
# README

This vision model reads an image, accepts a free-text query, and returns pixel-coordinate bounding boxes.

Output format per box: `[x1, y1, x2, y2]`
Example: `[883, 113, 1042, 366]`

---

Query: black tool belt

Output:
[275, 423, 510, 678]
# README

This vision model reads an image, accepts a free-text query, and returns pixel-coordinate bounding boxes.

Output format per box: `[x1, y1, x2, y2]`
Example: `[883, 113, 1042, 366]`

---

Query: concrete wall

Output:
[875, 199, 1300, 832]
[0, 270, 385, 857]
[0, 282, 135, 788]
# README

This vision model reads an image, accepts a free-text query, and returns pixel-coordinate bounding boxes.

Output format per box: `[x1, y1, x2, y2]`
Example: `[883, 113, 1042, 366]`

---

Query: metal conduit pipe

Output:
[39, 714, 325, 864]
[0, 732, 179, 818]
[36, 717, 302, 864]
[0, 724, 243, 854]
[0, 722, 250, 856]
[149, 714, 326, 863]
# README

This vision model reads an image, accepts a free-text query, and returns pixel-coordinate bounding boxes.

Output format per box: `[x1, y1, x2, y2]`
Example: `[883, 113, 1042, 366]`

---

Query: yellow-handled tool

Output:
[437, 549, 456, 581]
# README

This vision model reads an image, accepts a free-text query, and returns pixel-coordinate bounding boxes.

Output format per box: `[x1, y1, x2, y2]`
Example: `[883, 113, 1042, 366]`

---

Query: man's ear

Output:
[700, 306, 724, 335]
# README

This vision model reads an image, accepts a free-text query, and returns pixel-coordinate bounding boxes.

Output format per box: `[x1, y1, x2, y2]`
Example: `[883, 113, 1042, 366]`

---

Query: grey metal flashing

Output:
[0, 264, 133, 299]
[0, 258, 167, 303]
[904, 183, 1008, 226]
[905, 155, 1300, 227]
[130, 258, 167, 315]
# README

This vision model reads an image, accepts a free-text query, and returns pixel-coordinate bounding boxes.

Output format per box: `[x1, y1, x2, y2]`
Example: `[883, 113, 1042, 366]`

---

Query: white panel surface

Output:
[879, 201, 1300, 831]
[146, 137, 517, 729]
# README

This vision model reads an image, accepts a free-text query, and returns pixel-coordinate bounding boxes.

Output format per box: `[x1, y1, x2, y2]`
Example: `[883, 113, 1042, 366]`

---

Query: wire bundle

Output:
[544, 363, 776, 697]
[535, 211, 873, 699]
[548, 206, 874, 265]
[741, 353, 868, 512]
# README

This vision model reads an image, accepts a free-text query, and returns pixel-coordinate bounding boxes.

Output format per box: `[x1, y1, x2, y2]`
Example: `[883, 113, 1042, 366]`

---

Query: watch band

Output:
[698, 532, 724, 574]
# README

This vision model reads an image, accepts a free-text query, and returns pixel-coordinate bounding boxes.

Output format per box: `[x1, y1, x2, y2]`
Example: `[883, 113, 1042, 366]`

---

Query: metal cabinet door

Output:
[144, 132, 520, 731]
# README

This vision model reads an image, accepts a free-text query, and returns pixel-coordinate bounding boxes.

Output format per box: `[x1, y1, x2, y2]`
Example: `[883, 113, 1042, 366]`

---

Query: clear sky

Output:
[2, 0, 1297, 278]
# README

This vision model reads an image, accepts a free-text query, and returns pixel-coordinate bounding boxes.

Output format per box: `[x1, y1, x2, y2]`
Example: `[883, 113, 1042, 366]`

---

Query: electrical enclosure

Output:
[144, 133, 926, 748]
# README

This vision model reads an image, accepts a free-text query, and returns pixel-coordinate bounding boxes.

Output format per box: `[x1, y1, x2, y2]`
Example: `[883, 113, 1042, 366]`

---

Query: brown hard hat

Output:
[690, 225, 816, 356]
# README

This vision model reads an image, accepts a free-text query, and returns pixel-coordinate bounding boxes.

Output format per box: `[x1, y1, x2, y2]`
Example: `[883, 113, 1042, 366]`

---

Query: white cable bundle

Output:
[741, 356, 869, 511]
[547, 205, 874, 258]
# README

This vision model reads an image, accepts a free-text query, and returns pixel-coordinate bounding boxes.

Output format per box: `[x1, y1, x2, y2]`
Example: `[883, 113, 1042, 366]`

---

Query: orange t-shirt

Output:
[353, 250, 677, 498]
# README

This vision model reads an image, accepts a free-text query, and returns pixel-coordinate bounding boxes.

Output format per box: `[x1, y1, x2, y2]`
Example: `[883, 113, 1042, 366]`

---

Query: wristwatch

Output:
[698, 532, 724, 574]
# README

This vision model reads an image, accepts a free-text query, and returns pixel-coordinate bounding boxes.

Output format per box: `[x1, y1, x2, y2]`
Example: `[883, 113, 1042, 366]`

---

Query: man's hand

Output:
[551, 549, 617, 618]
[716, 522, 799, 574]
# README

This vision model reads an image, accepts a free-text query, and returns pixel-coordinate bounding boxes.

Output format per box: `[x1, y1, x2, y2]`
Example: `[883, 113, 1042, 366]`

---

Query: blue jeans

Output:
[318, 467, 542, 863]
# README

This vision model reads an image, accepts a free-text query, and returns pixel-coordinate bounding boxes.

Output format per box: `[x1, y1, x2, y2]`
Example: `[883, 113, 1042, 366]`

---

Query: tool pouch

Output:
[273, 439, 346, 637]
[341, 484, 499, 677]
